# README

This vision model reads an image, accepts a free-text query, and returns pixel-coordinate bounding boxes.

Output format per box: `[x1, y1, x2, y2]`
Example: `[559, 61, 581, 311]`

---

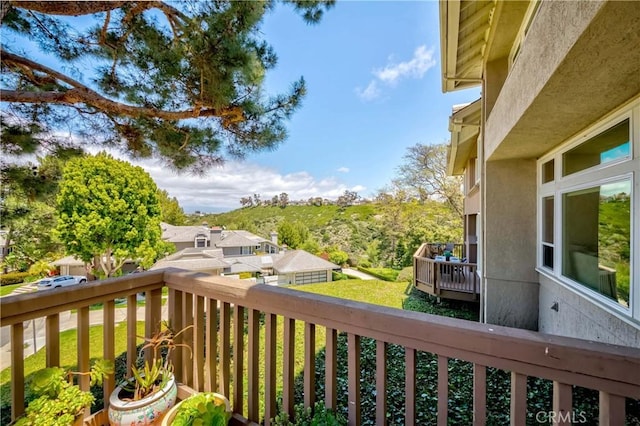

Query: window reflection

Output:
[563, 119, 630, 176]
[562, 181, 631, 307]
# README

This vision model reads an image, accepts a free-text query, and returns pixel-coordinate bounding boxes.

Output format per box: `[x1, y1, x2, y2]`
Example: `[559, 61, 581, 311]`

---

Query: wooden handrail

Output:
[0, 270, 167, 326]
[163, 270, 639, 396]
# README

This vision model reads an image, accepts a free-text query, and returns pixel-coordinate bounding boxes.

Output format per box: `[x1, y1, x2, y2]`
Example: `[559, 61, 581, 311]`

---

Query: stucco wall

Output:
[485, 0, 640, 161]
[483, 159, 538, 329]
[485, 278, 539, 329]
[538, 275, 640, 348]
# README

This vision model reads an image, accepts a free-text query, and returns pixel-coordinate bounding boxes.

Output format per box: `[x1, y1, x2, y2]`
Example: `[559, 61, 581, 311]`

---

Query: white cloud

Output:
[138, 160, 364, 213]
[354, 80, 381, 101]
[357, 45, 436, 102]
[337, 166, 350, 173]
[373, 45, 436, 84]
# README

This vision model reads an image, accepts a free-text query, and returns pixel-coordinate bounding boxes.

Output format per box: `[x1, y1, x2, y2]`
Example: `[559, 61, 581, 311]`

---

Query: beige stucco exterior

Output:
[441, 0, 640, 343]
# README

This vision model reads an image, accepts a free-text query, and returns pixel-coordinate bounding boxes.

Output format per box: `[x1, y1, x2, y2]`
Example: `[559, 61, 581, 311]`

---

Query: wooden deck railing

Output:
[414, 243, 479, 300]
[416, 242, 465, 260]
[1, 269, 639, 425]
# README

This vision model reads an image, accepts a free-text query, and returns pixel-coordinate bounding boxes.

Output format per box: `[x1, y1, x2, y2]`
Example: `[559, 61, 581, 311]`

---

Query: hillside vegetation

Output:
[188, 201, 462, 268]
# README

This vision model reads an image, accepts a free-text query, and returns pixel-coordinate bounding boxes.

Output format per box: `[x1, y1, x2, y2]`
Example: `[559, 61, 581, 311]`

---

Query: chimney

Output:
[210, 226, 223, 244]
[270, 231, 278, 245]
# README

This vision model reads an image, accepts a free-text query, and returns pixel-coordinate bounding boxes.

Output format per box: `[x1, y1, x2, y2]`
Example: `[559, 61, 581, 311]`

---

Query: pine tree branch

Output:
[8, 1, 130, 16]
[1, 50, 244, 123]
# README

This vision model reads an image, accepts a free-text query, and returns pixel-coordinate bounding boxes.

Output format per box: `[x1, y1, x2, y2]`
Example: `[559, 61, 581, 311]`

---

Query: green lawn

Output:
[0, 283, 25, 297]
[290, 279, 411, 308]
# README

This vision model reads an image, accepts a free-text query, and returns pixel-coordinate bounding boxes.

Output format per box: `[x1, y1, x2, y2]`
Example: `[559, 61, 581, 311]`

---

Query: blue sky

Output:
[155, 1, 479, 212]
[5, 1, 480, 213]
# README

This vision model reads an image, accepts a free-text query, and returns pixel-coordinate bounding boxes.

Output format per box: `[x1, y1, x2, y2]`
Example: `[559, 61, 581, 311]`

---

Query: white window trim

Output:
[537, 96, 640, 324]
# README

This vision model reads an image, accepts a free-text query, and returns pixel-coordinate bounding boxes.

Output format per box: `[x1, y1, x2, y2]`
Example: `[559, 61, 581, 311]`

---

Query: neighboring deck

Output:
[413, 243, 480, 301]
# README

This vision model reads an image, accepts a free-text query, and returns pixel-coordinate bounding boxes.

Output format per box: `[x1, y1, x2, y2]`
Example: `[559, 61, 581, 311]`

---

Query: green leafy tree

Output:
[157, 189, 187, 225]
[1, 1, 333, 172]
[299, 238, 321, 255]
[0, 152, 73, 271]
[277, 221, 309, 249]
[56, 153, 165, 277]
[328, 249, 349, 266]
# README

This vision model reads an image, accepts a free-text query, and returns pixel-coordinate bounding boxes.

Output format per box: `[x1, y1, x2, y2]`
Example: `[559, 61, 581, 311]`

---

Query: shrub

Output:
[328, 250, 349, 266]
[26, 261, 55, 283]
[402, 286, 479, 321]
[0, 271, 30, 286]
[356, 267, 399, 282]
[272, 401, 347, 426]
[331, 271, 348, 281]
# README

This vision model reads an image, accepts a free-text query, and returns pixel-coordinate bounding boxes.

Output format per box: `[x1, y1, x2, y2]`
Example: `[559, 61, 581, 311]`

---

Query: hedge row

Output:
[356, 266, 399, 282]
[0, 272, 29, 286]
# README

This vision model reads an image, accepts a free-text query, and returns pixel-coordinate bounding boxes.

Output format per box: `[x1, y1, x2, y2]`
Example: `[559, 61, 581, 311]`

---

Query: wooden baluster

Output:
[473, 364, 486, 425]
[103, 300, 116, 410]
[248, 309, 260, 421]
[220, 302, 231, 398]
[325, 328, 338, 411]
[348, 333, 361, 426]
[205, 297, 218, 393]
[599, 391, 625, 426]
[233, 305, 245, 416]
[438, 356, 448, 426]
[283, 318, 296, 418]
[127, 294, 137, 378]
[46, 314, 60, 368]
[510, 372, 527, 425]
[304, 322, 316, 408]
[552, 382, 572, 425]
[405, 348, 416, 425]
[145, 288, 162, 369]
[376, 341, 387, 426]
[78, 306, 90, 419]
[182, 292, 194, 387]
[193, 295, 205, 392]
[11, 322, 24, 421]
[170, 290, 184, 383]
[264, 313, 277, 426]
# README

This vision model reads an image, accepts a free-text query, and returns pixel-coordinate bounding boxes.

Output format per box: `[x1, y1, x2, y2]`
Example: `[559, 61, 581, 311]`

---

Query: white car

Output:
[37, 275, 87, 290]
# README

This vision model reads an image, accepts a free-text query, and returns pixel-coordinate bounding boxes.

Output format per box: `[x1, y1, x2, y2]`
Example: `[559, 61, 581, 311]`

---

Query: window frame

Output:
[536, 97, 639, 322]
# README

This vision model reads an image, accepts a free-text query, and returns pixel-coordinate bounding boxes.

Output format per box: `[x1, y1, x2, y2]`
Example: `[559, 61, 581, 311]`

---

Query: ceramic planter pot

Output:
[108, 374, 177, 426]
[160, 392, 231, 426]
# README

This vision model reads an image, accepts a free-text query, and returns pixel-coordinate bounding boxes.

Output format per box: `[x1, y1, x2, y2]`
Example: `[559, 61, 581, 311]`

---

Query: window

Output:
[538, 99, 638, 319]
[195, 234, 208, 248]
[542, 160, 554, 183]
[562, 181, 630, 307]
[542, 196, 554, 268]
[562, 119, 630, 176]
[508, 0, 542, 69]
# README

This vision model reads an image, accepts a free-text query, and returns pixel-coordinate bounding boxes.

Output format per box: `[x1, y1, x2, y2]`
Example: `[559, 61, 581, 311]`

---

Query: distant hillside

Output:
[187, 202, 462, 268]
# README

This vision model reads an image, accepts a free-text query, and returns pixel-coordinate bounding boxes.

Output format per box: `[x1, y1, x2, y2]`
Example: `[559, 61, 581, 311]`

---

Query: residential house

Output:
[0, 232, 12, 262]
[438, 0, 639, 346]
[156, 223, 340, 285]
[161, 223, 279, 254]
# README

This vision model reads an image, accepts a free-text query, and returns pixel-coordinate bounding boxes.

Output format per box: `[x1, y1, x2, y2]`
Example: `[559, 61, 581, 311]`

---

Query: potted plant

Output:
[15, 359, 113, 426]
[160, 391, 231, 426]
[108, 321, 192, 426]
